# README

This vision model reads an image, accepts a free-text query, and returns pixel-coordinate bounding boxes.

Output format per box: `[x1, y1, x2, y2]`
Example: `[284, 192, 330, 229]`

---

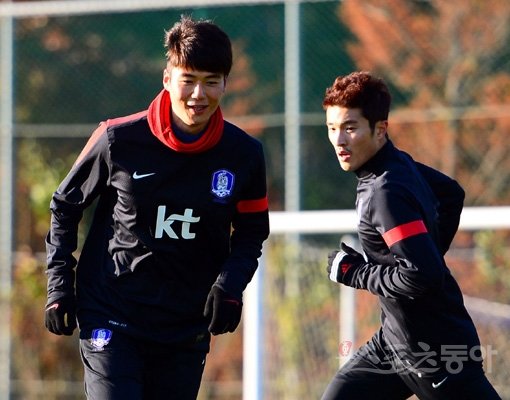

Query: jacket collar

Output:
[355, 139, 395, 179]
[147, 89, 224, 153]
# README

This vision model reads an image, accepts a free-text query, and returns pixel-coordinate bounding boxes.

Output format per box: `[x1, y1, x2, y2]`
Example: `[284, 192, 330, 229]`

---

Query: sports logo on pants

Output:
[90, 328, 112, 351]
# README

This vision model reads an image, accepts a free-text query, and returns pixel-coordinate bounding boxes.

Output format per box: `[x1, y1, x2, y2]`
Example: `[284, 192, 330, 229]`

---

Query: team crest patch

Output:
[211, 169, 235, 198]
[90, 328, 113, 351]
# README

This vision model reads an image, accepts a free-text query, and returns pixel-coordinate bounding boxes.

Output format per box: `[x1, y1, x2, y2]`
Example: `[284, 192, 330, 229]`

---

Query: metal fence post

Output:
[0, 8, 13, 400]
[243, 250, 265, 400]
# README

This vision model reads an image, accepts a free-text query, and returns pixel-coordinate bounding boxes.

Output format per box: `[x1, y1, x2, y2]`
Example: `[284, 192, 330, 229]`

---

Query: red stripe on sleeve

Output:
[382, 220, 428, 247]
[236, 196, 269, 213]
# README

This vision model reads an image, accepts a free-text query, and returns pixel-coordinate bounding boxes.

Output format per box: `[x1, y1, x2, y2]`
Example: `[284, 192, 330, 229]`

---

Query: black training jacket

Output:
[347, 140, 481, 376]
[46, 110, 270, 345]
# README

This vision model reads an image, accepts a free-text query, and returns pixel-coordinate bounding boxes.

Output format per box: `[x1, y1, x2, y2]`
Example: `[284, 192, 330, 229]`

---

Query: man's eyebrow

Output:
[181, 72, 222, 79]
[327, 119, 359, 127]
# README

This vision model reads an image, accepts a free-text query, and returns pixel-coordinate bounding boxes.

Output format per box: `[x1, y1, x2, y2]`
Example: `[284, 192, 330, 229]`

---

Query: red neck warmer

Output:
[147, 89, 224, 153]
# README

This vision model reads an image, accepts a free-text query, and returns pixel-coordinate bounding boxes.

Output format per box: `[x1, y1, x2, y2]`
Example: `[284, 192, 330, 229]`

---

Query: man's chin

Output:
[339, 161, 352, 172]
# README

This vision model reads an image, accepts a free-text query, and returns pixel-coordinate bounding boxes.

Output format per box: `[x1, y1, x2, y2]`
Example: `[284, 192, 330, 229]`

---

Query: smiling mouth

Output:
[188, 105, 208, 113]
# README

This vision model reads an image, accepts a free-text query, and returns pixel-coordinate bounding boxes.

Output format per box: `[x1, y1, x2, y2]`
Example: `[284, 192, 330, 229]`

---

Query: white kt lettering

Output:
[155, 206, 200, 239]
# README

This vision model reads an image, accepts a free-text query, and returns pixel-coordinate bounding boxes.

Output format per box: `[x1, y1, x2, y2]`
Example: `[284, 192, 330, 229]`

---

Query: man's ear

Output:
[375, 120, 388, 140]
[163, 68, 171, 90]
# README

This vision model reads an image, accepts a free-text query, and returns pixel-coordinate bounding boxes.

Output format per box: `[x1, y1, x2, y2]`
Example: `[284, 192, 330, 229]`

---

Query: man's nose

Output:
[191, 82, 205, 98]
[335, 130, 346, 146]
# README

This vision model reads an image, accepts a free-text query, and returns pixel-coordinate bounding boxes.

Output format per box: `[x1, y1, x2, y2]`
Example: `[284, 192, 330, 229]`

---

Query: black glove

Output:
[204, 285, 242, 336]
[327, 242, 365, 284]
[45, 296, 77, 336]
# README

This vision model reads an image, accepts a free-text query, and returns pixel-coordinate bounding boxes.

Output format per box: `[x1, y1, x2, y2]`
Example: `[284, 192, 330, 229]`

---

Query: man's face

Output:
[326, 106, 387, 172]
[163, 66, 226, 134]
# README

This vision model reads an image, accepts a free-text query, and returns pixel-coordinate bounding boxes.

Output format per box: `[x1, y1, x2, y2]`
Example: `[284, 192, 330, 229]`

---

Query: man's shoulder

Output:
[382, 149, 422, 183]
[369, 159, 420, 203]
[104, 110, 148, 131]
[99, 111, 152, 146]
[222, 120, 263, 149]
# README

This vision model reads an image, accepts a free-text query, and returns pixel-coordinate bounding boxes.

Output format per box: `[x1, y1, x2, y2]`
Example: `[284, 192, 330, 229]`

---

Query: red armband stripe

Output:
[236, 196, 268, 213]
[382, 220, 427, 247]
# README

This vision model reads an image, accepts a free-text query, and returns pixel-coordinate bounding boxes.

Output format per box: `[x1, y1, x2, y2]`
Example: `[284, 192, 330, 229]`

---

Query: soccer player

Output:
[45, 16, 269, 399]
[321, 71, 500, 399]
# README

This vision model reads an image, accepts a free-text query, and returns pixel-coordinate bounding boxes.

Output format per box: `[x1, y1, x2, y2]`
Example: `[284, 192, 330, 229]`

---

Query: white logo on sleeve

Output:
[133, 171, 156, 180]
[432, 376, 448, 389]
[155, 206, 200, 239]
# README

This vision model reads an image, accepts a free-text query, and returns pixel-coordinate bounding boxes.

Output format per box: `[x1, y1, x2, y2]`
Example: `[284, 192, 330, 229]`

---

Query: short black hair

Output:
[323, 71, 391, 130]
[164, 15, 233, 76]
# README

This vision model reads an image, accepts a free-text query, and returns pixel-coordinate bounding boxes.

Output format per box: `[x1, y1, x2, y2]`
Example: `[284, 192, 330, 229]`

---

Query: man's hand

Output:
[204, 285, 242, 335]
[327, 242, 365, 284]
[45, 296, 77, 336]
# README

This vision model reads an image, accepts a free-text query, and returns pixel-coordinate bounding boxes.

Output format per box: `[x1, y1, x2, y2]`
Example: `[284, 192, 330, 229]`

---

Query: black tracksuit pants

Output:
[80, 330, 207, 400]
[321, 330, 501, 400]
